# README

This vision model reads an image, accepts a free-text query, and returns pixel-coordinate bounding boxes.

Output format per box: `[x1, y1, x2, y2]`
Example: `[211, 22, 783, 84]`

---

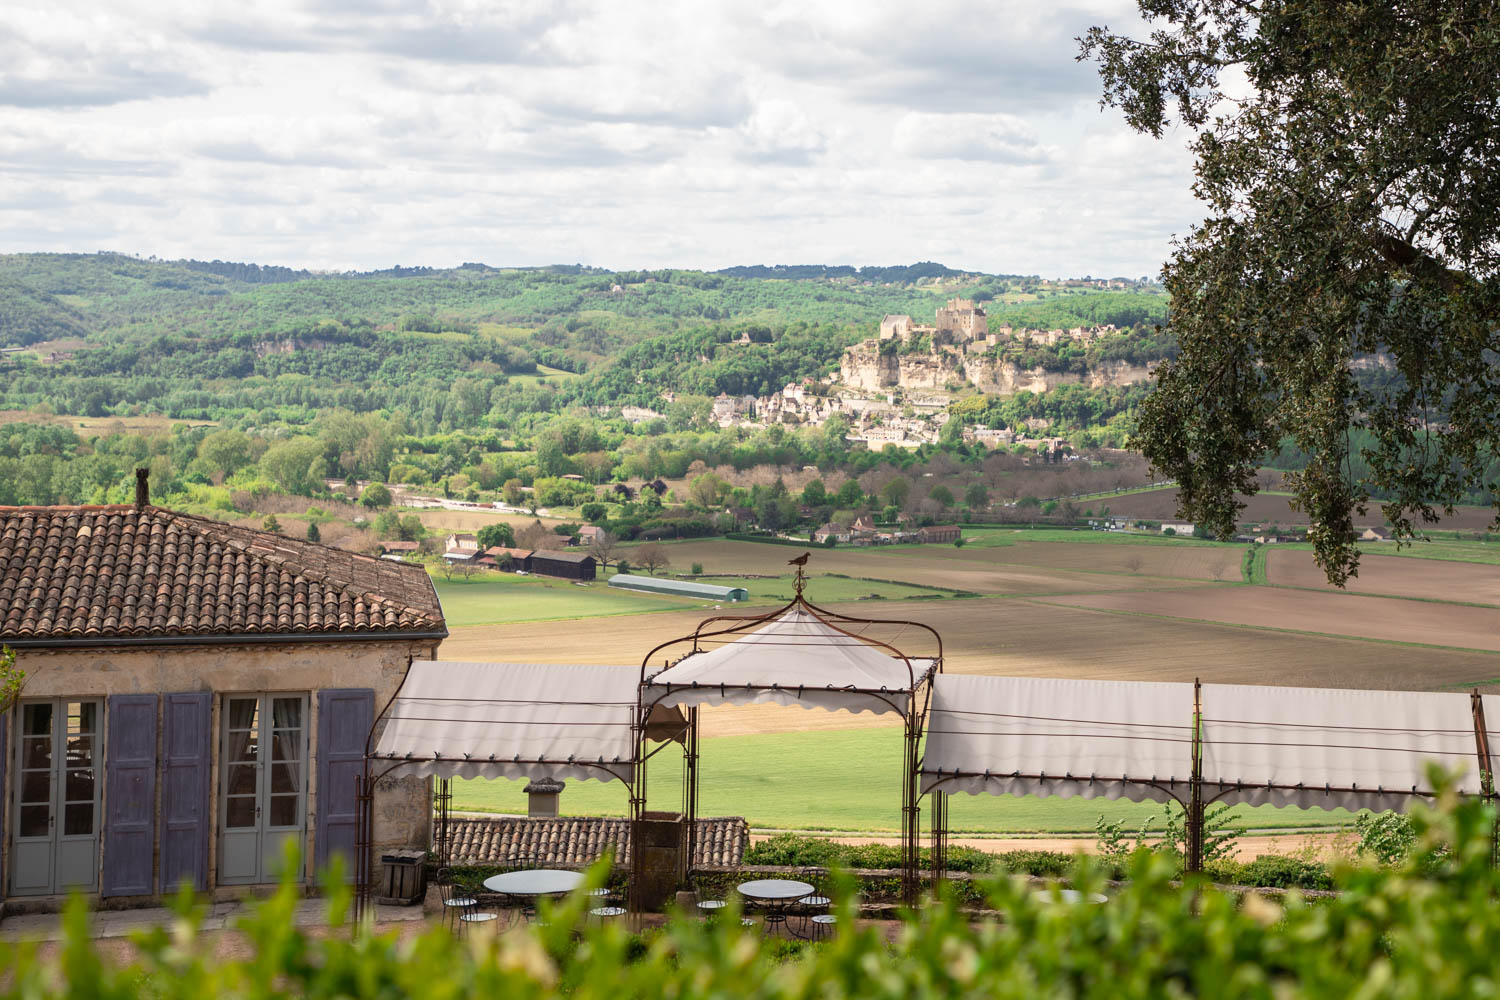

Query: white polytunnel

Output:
[371, 661, 641, 784]
[921, 675, 1498, 813]
[1200, 684, 1487, 811]
[919, 674, 1196, 803]
[641, 607, 937, 717]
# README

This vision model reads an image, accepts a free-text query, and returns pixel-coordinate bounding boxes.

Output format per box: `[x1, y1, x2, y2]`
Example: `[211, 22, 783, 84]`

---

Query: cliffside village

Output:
[624, 299, 1143, 453]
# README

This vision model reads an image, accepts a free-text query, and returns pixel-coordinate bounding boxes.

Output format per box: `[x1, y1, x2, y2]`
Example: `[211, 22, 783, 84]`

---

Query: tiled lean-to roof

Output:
[447, 816, 748, 869]
[0, 504, 446, 643]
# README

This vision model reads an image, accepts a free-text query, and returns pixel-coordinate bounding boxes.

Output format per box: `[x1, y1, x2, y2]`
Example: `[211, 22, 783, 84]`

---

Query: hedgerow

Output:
[4, 774, 1495, 999]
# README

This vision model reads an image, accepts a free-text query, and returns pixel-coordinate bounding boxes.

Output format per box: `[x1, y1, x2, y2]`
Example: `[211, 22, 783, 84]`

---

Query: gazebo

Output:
[635, 565, 943, 905]
[356, 564, 946, 915]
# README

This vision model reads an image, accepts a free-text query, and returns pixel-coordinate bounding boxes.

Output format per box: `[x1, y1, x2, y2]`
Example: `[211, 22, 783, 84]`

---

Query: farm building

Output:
[608, 574, 748, 602]
[478, 546, 533, 570]
[0, 472, 445, 909]
[529, 550, 597, 581]
[917, 525, 961, 544]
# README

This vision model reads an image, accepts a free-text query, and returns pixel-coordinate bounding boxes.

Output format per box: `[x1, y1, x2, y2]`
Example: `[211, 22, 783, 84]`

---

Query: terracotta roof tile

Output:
[0, 504, 445, 642]
[447, 816, 747, 869]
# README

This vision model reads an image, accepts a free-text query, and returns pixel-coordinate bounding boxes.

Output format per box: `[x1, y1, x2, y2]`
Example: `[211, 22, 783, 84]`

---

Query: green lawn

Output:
[431, 573, 697, 626]
[452, 728, 1354, 834]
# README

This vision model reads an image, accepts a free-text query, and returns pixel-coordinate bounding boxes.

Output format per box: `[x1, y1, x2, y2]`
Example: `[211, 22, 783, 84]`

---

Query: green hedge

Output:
[10, 785, 1498, 999]
[745, 833, 1334, 891]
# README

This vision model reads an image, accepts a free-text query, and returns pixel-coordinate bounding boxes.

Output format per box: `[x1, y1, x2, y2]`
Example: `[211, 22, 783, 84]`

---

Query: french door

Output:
[219, 693, 308, 885]
[11, 699, 101, 895]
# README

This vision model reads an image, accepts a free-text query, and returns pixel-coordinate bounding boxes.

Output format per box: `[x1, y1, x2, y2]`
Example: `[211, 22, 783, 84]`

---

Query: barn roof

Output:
[0, 503, 445, 645]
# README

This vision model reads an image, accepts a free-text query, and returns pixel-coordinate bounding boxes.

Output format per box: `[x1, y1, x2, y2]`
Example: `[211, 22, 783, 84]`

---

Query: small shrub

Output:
[690, 562, 704, 575]
[1355, 811, 1417, 865]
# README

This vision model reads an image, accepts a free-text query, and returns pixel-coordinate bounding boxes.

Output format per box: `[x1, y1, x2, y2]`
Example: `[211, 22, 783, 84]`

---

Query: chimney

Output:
[523, 777, 564, 818]
[135, 468, 149, 510]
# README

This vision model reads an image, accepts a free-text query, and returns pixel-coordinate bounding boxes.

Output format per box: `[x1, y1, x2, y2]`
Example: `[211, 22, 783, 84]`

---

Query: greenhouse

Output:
[608, 574, 749, 602]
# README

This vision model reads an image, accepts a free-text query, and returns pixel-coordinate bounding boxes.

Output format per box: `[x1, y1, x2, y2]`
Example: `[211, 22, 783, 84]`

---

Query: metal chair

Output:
[794, 868, 832, 938]
[435, 868, 477, 932]
[694, 874, 730, 919]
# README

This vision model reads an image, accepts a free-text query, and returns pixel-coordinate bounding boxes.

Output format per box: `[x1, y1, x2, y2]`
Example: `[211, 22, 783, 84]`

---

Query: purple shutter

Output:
[0, 713, 6, 895]
[161, 692, 212, 892]
[103, 694, 158, 897]
[315, 688, 374, 879]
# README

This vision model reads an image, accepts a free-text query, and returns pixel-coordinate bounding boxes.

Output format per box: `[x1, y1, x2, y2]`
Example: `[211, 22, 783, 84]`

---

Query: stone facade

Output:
[4, 638, 438, 908]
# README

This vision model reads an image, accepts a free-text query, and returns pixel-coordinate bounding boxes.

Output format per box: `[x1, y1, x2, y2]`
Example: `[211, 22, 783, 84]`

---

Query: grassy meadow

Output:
[450, 727, 1354, 834]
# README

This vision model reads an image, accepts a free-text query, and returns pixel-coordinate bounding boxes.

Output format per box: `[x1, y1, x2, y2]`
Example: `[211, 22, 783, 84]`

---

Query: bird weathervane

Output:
[788, 551, 810, 596]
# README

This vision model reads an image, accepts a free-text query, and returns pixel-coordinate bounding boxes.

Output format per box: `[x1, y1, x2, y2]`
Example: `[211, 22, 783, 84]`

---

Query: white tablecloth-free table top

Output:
[483, 869, 585, 896]
[737, 879, 815, 901]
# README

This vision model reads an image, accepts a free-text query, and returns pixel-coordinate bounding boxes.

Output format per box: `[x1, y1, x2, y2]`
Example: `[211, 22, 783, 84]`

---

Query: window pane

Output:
[19, 805, 49, 837]
[271, 762, 300, 795]
[227, 698, 258, 731]
[68, 702, 96, 735]
[227, 764, 258, 796]
[22, 736, 51, 770]
[64, 803, 93, 836]
[227, 729, 257, 764]
[268, 795, 299, 827]
[22, 702, 52, 737]
[22, 769, 51, 803]
[65, 735, 92, 768]
[271, 698, 302, 730]
[65, 767, 94, 801]
[225, 796, 256, 828]
[272, 729, 300, 763]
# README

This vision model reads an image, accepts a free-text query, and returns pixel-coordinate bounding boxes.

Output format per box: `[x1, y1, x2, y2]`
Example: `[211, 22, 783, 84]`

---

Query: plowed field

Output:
[441, 595, 1500, 735]
[1102, 487, 1499, 531]
[1036, 586, 1500, 653]
[1267, 548, 1500, 605]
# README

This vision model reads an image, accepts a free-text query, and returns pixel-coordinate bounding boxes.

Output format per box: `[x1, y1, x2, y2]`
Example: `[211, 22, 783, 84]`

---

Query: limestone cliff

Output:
[839, 340, 1154, 397]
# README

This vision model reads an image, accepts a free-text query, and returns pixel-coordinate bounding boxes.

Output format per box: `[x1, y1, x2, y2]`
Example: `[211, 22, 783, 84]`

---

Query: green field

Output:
[452, 728, 1354, 834]
[432, 574, 692, 626]
[695, 573, 966, 605]
[432, 569, 965, 626]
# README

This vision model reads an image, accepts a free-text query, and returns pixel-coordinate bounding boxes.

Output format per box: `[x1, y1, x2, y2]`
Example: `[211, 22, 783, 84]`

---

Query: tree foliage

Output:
[1084, 1, 1500, 584]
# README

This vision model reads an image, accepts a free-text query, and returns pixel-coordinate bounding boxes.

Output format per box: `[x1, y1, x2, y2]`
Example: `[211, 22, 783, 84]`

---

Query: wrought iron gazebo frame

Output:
[633, 564, 944, 908]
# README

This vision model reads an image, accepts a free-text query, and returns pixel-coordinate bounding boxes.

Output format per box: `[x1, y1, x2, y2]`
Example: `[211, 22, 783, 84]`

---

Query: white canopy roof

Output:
[921, 675, 1496, 812]
[642, 607, 935, 717]
[920, 674, 1195, 803]
[371, 661, 638, 784]
[1200, 684, 1487, 811]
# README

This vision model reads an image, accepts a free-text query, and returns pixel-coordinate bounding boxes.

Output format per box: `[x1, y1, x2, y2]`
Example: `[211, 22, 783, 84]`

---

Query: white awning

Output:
[1201, 684, 1485, 811]
[371, 661, 638, 784]
[920, 674, 1195, 803]
[921, 675, 1495, 812]
[642, 607, 934, 717]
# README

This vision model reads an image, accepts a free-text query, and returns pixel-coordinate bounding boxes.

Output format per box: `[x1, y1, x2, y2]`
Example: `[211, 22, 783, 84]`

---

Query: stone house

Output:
[443, 533, 479, 562]
[0, 476, 445, 910]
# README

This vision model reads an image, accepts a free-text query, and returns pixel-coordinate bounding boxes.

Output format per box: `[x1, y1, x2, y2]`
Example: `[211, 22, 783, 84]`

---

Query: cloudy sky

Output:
[1, 1, 1201, 277]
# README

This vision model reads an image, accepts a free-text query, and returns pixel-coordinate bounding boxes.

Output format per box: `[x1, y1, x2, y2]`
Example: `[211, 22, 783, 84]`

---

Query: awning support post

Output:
[353, 761, 374, 924]
[902, 710, 922, 907]
[930, 791, 948, 887]
[684, 707, 700, 875]
[1186, 677, 1205, 874]
[1471, 690, 1496, 869]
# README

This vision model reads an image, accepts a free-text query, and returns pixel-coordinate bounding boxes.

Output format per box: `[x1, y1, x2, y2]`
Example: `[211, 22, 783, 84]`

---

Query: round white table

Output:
[482, 869, 586, 924]
[1037, 888, 1108, 905]
[737, 879, 815, 936]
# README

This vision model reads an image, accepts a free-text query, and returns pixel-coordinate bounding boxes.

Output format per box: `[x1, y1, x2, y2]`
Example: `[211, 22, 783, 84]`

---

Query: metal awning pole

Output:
[1187, 678, 1204, 874]
[1472, 690, 1496, 869]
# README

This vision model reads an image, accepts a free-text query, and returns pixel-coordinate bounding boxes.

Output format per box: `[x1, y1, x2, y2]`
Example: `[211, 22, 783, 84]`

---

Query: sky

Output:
[0, 1, 1202, 278]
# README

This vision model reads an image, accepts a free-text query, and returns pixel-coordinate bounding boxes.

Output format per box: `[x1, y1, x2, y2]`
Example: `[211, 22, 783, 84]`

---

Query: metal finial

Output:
[787, 550, 810, 596]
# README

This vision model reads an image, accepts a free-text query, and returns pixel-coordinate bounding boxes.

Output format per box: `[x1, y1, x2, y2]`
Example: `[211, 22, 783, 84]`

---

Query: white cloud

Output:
[0, 0, 1199, 277]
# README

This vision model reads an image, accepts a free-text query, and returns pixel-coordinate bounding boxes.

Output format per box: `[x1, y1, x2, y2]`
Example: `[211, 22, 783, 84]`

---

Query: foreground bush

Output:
[4, 782, 1497, 998]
